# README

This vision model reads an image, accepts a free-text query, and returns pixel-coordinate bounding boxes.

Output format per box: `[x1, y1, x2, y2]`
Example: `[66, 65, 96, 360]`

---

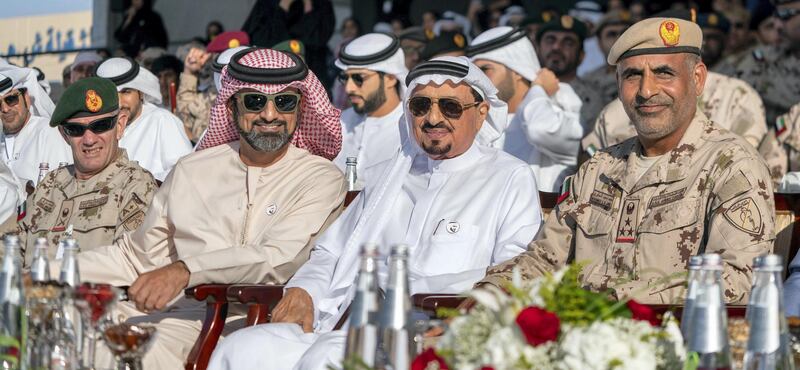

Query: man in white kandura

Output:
[332, 33, 408, 186]
[0, 69, 71, 190]
[468, 26, 584, 191]
[95, 57, 192, 181]
[208, 56, 543, 370]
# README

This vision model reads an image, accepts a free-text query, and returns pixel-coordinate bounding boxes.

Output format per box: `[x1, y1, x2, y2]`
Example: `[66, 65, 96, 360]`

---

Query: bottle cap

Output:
[3, 234, 19, 246]
[753, 254, 782, 271]
[360, 243, 379, 257]
[34, 237, 48, 248]
[701, 253, 723, 270]
[688, 255, 703, 269]
[346, 157, 357, 165]
[389, 244, 409, 258]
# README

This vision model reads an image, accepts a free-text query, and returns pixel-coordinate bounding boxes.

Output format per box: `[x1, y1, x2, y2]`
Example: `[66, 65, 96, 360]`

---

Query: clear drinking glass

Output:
[102, 323, 156, 370]
[73, 283, 121, 370]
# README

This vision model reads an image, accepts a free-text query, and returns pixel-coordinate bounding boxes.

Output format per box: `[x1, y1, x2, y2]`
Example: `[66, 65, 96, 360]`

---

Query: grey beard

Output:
[238, 125, 293, 152]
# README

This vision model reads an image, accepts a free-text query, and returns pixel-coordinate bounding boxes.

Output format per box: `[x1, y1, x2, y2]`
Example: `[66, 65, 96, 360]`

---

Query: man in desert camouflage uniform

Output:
[14, 77, 156, 264]
[479, 15, 775, 304]
[774, 103, 800, 191]
[577, 10, 633, 126]
[735, 0, 800, 125]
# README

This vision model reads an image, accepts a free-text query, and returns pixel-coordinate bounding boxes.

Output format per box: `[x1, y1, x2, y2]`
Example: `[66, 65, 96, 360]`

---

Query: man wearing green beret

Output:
[11, 77, 156, 264]
[479, 15, 775, 305]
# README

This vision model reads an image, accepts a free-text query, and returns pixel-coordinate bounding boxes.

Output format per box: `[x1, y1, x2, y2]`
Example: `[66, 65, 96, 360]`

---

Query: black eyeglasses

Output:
[1, 88, 26, 108]
[408, 96, 481, 120]
[337, 71, 380, 87]
[236, 92, 301, 113]
[61, 116, 117, 137]
[775, 7, 800, 21]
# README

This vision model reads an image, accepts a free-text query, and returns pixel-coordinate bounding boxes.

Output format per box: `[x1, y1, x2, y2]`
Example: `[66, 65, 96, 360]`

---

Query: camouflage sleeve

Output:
[176, 72, 214, 142]
[114, 170, 158, 240]
[478, 174, 580, 289]
[706, 145, 776, 304]
[728, 83, 767, 149]
[758, 128, 787, 187]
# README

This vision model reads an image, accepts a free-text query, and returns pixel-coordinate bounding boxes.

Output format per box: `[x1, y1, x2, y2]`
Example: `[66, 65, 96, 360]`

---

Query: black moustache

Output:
[422, 122, 452, 131]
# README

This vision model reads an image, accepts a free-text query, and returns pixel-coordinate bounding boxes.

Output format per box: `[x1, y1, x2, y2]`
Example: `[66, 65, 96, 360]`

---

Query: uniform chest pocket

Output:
[639, 198, 701, 234]
[573, 208, 615, 236]
[71, 204, 119, 233]
[417, 223, 480, 275]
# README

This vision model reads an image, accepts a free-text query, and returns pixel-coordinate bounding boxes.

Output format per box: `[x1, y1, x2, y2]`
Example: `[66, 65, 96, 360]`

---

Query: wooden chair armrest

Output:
[646, 304, 747, 320]
[184, 284, 232, 370]
[227, 285, 285, 326]
[185, 284, 231, 303]
[411, 294, 466, 316]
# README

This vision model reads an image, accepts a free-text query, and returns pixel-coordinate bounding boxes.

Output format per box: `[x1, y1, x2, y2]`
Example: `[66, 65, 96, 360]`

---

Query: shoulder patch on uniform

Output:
[120, 193, 146, 221]
[649, 188, 686, 208]
[723, 197, 763, 235]
[777, 116, 787, 137]
[79, 195, 108, 210]
[557, 176, 574, 205]
[122, 210, 145, 232]
[716, 170, 752, 205]
[35, 198, 55, 213]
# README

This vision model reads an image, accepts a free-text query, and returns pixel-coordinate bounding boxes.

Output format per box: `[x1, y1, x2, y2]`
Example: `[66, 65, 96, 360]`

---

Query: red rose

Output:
[411, 348, 449, 370]
[627, 300, 660, 326]
[515, 306, 560, 346]
[480, 367, 495, 370]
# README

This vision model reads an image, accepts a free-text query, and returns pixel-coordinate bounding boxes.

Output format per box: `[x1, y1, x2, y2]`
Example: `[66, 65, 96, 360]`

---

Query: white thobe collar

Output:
[424, 142, 482, 173]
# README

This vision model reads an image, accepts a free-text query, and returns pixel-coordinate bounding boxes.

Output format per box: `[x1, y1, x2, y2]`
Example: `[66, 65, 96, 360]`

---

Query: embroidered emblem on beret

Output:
[453, 34, 465, 48]
[289, 40, 301, 54]
[85, 90, 102, 112]
[659, 20, 680, 46]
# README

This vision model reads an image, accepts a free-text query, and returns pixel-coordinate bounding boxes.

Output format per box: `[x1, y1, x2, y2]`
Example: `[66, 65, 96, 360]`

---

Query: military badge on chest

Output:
[616, 198, 640, 243]
[51, 200, 75, 232]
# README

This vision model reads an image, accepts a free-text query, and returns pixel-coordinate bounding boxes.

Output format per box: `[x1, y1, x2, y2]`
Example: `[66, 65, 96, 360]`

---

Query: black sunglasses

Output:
[236, 92, 301, 113]
[775, 7, 800, 21]
[337, 71, 381, 87]
[61, 116, 117, 137]
[408, 96, 481, 120]
[1, 88, 26, 108]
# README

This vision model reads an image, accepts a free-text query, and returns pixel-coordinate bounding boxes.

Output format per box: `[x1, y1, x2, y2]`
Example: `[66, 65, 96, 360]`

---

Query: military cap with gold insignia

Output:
[420, 30, 467, 60]
[519, 8, 559, 27]
[536, 15, 589, 44]
[698, 12, 731, 33]
[597, 10, 634, 34]
[272, 39, 306, 60]
[49, 77, 119, 127]
[206, 31, 251, 53]
[606, 15, 703, 65]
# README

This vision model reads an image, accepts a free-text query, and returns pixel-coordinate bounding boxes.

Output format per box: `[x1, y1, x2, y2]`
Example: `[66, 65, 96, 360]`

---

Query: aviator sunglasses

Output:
[337, 71, 381, 87]
[1, 88, 27, 108]
[236, 92, 301, 113]
[408, 96, 481, 120]
[61, 116, 117, 137]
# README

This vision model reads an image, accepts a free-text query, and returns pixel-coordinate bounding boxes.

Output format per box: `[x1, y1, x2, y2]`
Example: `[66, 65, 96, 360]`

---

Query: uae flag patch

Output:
[777, 116, 787, 136]
[557, 177, 573, 205]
